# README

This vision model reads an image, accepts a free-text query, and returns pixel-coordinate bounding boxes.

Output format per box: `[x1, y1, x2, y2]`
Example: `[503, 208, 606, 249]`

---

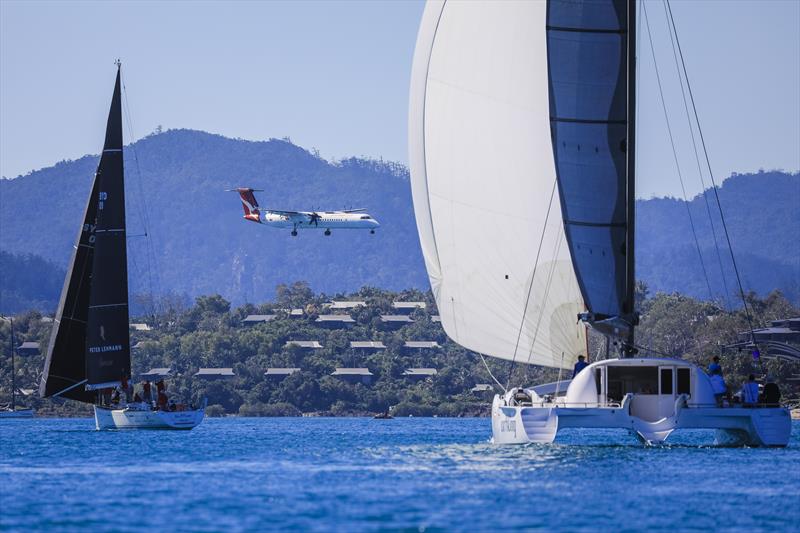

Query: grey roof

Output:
[280, 308, 305, 316]
[265, 367, 301, 376]
[471, 384, 494, 392]
[404, 341, 440, 349]
[332, 367, 374, 376]
[285, 340, 323, 349]
[18, 341, 40, 349]
[403, 368, 438, 376]
[393, 301, 426, 309]
[40, 316, 54, 323]
[129, 323, 151, 331]
[329, 300, 366, 309]
[316, 315, 356, 323]
[242, 314, 277, 323]
[431, 315, 441, 322]
[194, 368, 236, 377]
[380, 315, 414, 323]
[350, 341, 386, 349]
[140, 368, 172, 378]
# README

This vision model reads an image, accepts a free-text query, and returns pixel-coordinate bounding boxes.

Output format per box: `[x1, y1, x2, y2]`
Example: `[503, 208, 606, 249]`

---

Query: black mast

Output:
[623, 0, 638, 356]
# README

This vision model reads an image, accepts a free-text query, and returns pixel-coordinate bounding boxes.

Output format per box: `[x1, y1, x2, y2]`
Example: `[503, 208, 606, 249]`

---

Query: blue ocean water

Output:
[1, 418, 798, 531]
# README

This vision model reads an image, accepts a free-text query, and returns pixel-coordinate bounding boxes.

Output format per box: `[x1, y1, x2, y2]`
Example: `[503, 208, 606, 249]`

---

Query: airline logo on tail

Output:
[231, 187, 262, 223]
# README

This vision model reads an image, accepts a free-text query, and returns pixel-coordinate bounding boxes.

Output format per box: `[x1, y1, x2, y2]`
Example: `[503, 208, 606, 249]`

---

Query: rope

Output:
[479, 352, 507, 393]
[642, 2, 715, 303]
[664, 0, 759, 345]
[505, 180, 558, 389]
[661, 0, 732, 310]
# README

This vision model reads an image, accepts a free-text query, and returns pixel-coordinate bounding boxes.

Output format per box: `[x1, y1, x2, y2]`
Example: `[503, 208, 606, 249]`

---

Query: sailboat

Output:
[39, 63, 205, 430]
[408, 0, 790, 446]
[0, 319, 35, 418]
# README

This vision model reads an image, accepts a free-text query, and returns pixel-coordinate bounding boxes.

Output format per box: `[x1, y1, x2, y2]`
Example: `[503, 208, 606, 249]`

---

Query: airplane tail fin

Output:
[228, 187, 263, 223]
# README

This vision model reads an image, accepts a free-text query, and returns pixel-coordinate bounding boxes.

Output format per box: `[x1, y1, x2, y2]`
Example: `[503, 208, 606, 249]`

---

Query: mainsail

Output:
[40, 66, 131, 401]
[409, 0, 587, 369]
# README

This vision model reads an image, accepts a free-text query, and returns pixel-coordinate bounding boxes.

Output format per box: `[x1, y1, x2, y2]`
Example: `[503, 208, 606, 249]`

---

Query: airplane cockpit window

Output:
[360, 215, 371, 220]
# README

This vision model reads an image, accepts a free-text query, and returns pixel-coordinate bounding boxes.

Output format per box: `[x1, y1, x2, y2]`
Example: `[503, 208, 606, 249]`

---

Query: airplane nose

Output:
[372, 219, 380, 227]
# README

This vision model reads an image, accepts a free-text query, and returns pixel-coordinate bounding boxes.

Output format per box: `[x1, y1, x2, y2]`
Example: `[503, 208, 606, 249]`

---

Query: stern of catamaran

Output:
[492, 358, 791, 447]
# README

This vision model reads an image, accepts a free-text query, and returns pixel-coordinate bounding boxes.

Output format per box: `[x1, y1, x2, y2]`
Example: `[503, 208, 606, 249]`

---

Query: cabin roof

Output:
[403, 368, 438, 376]
[18, 341, 40, 349]
[350, 341, 386, 349]
[380, 315, 414, 322]
[404, 341, 439, 349]
[316, 315, 356, 323]
[393, 301, 426, 309]
[242, 314, 277, 323]
[332, 367, 373, 376]
[265, 368, 301, 376]
[194, 368, 236, 377]
[140, 368, 172, 378]
[329, 300, 366, 309]
[587, 357, 695, 368]
[285, 340, 323, 349]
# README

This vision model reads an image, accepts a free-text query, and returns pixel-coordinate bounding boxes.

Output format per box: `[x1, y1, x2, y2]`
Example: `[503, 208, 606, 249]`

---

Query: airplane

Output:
[228, 187, 380, 236]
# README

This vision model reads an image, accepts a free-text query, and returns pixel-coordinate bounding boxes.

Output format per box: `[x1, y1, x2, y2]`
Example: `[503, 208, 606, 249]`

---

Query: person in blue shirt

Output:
[572, 355, 589, 378]
[742, 374, 760, 406]
[708, 355, 722, 375]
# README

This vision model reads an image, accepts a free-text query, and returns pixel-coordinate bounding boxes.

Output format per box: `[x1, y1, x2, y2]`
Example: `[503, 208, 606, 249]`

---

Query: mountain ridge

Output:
[0, 129, 797, 313]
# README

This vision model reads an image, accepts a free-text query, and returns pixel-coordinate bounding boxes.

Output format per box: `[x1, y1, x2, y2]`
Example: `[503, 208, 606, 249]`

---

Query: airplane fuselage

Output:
[262, 211, 380, 231]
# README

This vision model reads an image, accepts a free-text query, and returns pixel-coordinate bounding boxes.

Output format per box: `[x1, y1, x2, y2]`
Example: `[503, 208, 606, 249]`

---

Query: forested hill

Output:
[0, 129, 797, 313]
[0, 129, 428, 312]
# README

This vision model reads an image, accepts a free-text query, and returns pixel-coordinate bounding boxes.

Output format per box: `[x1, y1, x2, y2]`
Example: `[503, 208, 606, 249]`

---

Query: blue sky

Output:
[1, 0, 798, 199]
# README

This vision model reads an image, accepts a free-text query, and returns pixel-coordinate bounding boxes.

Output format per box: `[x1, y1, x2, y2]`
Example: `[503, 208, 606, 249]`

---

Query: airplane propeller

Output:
[308, 212, 321, 226]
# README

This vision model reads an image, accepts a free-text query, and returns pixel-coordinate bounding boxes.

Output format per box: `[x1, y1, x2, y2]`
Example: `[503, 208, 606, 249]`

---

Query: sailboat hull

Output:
[0, 408, 35, 419]
[94, 405, 204, 430]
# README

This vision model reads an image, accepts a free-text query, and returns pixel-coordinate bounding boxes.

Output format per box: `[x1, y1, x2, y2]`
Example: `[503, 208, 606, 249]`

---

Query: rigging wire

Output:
[664, 0, 759, 345]
[120, 70, 162, 320]
[661, 0, 732, 311]
[479, 352, 507, 394]
[642, 2, 715, 303]
[505, 180, 558, 390]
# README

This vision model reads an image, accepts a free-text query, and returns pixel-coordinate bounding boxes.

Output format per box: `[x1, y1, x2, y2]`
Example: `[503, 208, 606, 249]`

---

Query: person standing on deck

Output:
[572, 355, 589, 378]
[709, 368, 727, 407]
[708, 356, 722, 375]
[742, 374, 759, 406]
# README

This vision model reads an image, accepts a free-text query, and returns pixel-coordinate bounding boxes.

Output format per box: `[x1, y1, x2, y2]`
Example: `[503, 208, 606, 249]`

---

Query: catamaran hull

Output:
[94, 405, 204, 430]
[491, 395, 791, 447]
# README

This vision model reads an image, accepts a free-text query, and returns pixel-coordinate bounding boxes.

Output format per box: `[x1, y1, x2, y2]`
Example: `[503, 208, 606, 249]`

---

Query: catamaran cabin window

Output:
[661, 368, 673, 395]
[607, 366, 659, 401]
[677, 368, 691, 395]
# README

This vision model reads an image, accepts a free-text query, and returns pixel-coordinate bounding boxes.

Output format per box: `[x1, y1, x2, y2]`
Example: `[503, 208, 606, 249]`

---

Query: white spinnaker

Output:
[409, 0, 586, 369]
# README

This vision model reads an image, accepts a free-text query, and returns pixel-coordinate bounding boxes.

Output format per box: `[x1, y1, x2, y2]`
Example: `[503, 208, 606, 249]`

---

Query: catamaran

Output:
[408, 0, 791, 446]
[39, 63, 205, 430]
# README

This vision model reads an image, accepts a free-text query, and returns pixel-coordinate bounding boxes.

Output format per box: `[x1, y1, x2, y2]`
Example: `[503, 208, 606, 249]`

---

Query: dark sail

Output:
[546, 0, 636, 326]
[40, 66, 130, 401]
[85, 66, 131, 390]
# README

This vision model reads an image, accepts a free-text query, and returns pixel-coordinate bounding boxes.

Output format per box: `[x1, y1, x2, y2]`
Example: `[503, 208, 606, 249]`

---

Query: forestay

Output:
[409, 0, 586, 369]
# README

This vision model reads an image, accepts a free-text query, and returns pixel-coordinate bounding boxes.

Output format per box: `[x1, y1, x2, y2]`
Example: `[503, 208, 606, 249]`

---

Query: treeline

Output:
[1, 283, 798, 418]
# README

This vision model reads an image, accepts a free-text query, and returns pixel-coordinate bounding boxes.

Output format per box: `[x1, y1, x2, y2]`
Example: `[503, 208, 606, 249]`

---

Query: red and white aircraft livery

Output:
[229, 187, 379, 236]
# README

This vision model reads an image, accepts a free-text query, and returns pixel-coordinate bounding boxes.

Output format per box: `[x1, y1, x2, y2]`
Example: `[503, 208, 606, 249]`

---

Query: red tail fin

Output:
[233, 187, 261, 223]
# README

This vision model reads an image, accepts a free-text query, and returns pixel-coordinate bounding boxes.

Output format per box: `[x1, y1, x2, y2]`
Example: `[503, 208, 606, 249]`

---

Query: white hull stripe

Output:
[88, 303, 128, 309]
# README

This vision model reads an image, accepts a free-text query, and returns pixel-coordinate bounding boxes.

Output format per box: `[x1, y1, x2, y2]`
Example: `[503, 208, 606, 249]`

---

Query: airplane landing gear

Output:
[291, 230, 298, 237]
[324, 229, 332, 236]
[370, 229, 375, 234]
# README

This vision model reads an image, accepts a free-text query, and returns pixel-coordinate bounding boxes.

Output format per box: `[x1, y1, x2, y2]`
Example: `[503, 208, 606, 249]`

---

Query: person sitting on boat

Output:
[157, 389, 168, 411]
[708, 356, 722, 375]
[513, 388, 530, 406]
[572, 355, 589, 378]
[142, 381, 153, 405]
[741, 374, 759, 407]
[709, 368, 727, 407]
[763, 376, 781, 407]
[111, 388, 121, 405]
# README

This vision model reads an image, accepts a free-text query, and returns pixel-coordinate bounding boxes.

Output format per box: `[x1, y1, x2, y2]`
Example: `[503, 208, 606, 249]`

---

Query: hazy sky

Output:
[1, 0, 798, 199]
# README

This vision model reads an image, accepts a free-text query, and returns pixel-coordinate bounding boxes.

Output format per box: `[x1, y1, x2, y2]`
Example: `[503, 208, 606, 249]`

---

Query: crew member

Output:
[763, 376, 781, 407]
[708, 356, 722, 375]
[572, 355, 589, 378]
[709, 368, 727, 407]
[741, 374, 759, 406]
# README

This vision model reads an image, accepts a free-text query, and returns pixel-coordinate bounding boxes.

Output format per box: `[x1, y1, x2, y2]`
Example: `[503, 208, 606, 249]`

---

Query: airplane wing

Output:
[264, 209, 306, 216]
